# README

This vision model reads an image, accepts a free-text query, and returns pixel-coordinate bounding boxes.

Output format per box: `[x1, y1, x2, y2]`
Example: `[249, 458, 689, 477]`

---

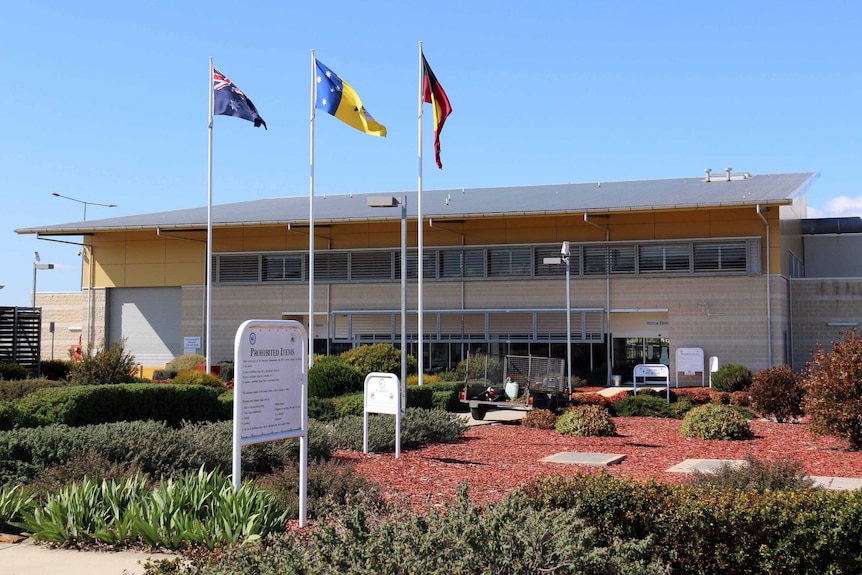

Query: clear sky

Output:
[2, 1, 860, 307]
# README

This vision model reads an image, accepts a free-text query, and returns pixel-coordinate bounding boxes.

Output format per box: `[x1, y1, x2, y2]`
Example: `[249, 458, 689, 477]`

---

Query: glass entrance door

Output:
[612, 337, 669, 383]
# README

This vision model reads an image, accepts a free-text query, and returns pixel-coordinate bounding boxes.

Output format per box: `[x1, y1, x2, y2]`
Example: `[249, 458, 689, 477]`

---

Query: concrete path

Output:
[0, 538, 177, 575]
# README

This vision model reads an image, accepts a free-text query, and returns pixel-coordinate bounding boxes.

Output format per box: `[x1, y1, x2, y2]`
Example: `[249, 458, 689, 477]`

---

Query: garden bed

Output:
[336, 416, 862, 508]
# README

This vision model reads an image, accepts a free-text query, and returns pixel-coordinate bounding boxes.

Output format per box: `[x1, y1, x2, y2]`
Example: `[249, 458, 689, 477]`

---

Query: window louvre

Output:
[262, 255, 303, 281]
[216, 255, 260, 283]
[350, 251, 394, 280]
[694, 242, 747, 272]
[313, 252, 348, 281]
[488, 248, 532, 277]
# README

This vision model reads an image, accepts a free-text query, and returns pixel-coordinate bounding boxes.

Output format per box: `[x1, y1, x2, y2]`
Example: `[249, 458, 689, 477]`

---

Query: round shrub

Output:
[569, 393, 611, 410]
[0, 362, 29, 381]
[803, 329, 862, 449]
[339, 343, 416, 377]
[170, 370, 225, 388]
[308, 356, 362, 399]
[555, 405, 616, 437]
[69, 339, 137, 386]
[611, 394, 674, 418]
[308, 396, 337, 422]
[680, 403, 752, 440]
[335, 392, 364, 418]
[749, 365, 804, 423]
[165, 354, 207, 372]
[522, 408, 558, 429]
[711, 363, 753, 392]
[39, 360, 72, 381]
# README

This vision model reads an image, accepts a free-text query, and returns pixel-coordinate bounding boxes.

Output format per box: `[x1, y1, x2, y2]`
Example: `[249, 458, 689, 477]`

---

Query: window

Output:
[583, 246, 608, 274]
[350, 251, 393, 280]
[693, 243, 747, 272]
[439, 250, 463, 278]
[488, 248, 531, 277]
[639, 244, 690, 272]
[610, 245, 635, 273]
[216, 255, 259, 283]
[262, 255, 303, 281]
[313, 252, 348, 281]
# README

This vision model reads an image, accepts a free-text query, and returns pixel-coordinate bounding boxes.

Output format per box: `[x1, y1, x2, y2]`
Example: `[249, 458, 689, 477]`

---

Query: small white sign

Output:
[365, 373, 400, 415]
[184, 336, 201, 349]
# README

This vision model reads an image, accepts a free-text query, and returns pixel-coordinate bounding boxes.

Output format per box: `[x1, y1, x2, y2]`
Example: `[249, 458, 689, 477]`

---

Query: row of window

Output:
[214, 239, 761, 284]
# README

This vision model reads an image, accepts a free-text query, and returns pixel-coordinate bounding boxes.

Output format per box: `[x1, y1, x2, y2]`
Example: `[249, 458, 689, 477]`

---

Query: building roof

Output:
[16, 171, 818, 236]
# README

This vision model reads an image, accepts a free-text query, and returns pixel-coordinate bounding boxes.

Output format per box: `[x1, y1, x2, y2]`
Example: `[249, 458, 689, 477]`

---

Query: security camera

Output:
[76, 250, 82, 256]
[560, 241, 570, 259]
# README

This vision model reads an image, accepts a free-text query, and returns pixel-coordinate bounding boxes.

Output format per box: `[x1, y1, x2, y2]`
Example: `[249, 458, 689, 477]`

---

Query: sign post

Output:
[363, 372, 402, 459]
[633, 363, 671, 402]
[675, 347, 705, 387]
[233, 320, 308, 526]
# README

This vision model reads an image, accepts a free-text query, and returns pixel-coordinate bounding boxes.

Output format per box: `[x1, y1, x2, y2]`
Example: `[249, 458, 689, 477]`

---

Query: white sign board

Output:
[675, 347, 705, 387]
[183, 336, 201, 355]
[232, 320, 308, 526]
[363, 372, 403, 458]
[633, 363, 670, 402]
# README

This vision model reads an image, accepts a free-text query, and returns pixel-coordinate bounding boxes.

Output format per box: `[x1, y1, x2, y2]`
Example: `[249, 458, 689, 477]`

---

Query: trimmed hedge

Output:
[11, 384, 229, 427]
[520, 472, 862, 575]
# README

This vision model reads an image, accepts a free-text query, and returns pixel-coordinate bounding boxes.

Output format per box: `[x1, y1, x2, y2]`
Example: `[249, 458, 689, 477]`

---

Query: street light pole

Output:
[51, 192, 118, 221]
[561, 241, 572, 390]
[32, 252, 55, 307]
[368, 196, 408, 409]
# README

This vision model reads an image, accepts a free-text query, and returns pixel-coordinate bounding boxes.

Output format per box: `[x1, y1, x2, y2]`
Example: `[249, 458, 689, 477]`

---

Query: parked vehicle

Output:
[460, 354, 570, 420]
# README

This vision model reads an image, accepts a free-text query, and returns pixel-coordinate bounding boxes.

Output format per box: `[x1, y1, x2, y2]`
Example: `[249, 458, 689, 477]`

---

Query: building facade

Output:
[20, 170, 862, 383]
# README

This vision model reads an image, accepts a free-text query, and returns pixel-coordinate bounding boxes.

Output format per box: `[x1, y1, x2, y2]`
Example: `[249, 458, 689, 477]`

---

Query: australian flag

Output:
[213, 67, 266, 129]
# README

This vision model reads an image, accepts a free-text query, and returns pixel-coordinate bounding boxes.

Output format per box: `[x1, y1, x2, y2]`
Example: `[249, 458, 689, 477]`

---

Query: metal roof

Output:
[16, 171, 818, 236]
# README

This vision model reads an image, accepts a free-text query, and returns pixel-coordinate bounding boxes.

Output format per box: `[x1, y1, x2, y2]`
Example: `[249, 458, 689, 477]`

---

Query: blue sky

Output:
[2, 1, 860, 307]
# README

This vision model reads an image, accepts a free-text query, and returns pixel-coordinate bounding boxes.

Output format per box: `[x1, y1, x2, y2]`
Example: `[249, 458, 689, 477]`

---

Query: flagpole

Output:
[417, 42, 425, 386]
[308, 50, 316, 369]
[206, 57, 214, 372]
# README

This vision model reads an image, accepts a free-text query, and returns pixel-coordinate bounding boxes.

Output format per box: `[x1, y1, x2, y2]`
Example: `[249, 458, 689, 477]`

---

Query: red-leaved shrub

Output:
[803, 330, 862, 449]
[749, 365, 804, 423]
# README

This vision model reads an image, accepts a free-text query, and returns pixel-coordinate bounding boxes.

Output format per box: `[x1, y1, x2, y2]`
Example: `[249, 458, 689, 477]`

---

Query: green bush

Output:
[39, 359, 72, 381]
[165, 354, 207, 372]
[308, 396, 337, 421]
[308, 356, 363, 398]
[522, 408, 558, 429]
[710, 363, 753, 392]
[12, 384, 227, 428]
[803, 329, 862, 450]
[688, 453, 814, 492]
[334, 392, 364, 418]
[519, 472, 862, 575]
[431, 389, 463, 411]
[0, 377, 66, 402]
[679, 403, 752, 440]
[256, 459, 385, 521]
[0, 362, 28, 381]
[611, 394, 675, 418]
[69, 339, 138, 386]
[151, 369, 176, 382]
[217, 361, 234, 382]
[454, 353, 503, 383]
[670, 394, 696, 418]
[555, 405, 616, 437]
[0, 484, 36, 534]
[569, 393, 611, 409]
[325, 408, 466, 452]
[749, 364, 804, 422]
[339, 343, 416, 376]
[170, 370, 225, 388]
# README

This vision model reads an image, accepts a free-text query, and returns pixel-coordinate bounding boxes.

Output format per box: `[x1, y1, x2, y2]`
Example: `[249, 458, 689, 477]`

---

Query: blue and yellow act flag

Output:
[315, 59, 386, 137]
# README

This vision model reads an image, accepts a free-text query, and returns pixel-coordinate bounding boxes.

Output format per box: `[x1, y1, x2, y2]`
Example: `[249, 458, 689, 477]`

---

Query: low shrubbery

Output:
[308, 356, 362, 398]
[688, 453, 815, 492]
[39, 359, 72, 381]
[679, 403, 752, 440]
[555, 405, 616, 437]
[326, 408, 467, 452]
[165, 354, 207, 373]
[0, 377, 67, 402]
[710, 363, 753, 392]
[803, 329, 862, 450]
[0, 361, 29, 381]
[611, 394, 675, 418]
[749, 364, 804, 422]
[522, 408, 558, 429]
[69, 339, 138, 386]
[170, 370, 225, 388]
[338, 343, 417, 377]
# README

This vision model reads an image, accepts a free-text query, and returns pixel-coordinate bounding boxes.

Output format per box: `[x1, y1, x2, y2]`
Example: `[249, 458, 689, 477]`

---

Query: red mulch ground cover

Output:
[335, 416, 862, 509]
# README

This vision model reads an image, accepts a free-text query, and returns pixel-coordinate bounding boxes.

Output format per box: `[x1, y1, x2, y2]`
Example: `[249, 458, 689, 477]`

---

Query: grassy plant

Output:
[0, 484, 36, 534]
[688, 453, 815, 491]
[69, 339, 138, 386]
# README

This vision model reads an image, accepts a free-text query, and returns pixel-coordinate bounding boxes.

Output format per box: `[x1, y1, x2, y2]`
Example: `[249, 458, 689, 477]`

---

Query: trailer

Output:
[459, 354, 570, 420]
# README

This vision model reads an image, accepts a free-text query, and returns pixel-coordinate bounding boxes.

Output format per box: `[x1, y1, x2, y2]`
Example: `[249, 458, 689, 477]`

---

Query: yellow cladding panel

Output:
[126, 241, 166, 264]
[93, 243, 128, 265]
[95, 263, 125, 287]
[166, 262, 205, 285]
[166, 240, 204, 263]
[125, 264, 166, 286]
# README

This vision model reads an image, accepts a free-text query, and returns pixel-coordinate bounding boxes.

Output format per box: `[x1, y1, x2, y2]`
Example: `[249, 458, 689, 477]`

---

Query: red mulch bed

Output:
[335, 416, 862, 509]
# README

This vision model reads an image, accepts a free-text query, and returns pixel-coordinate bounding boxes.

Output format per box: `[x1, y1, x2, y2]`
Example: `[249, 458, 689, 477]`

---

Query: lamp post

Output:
[51, 192, 117, 221]
[560, 242, 572, 390]
[368, 195, 408, 409]
[32, 251, 55, 307]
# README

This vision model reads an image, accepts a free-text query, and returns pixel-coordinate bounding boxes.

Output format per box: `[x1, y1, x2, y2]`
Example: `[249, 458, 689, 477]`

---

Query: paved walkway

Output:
[0, 537, 177, 575]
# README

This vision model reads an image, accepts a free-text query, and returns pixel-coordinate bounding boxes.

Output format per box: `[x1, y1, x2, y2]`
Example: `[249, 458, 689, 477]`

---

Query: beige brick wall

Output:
[34, 291, 84, 361]
[790, 279, 862, 369]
